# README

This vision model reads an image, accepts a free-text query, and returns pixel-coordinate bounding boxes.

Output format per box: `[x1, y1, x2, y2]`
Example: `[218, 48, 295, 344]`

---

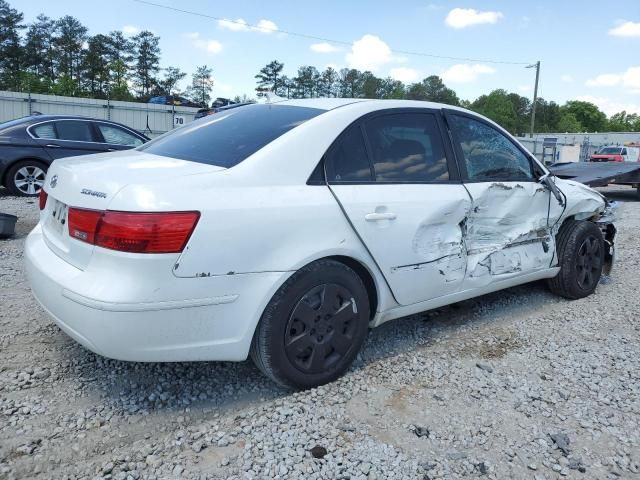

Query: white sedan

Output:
[25, 99, 615, 388]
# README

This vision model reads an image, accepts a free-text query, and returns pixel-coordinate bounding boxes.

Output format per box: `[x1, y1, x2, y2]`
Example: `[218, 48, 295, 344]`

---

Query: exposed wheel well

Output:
[324, 255, 378, 319]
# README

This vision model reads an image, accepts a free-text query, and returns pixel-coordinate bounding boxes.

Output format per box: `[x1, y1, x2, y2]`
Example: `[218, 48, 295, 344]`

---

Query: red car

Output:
[590, 146, 640, 162]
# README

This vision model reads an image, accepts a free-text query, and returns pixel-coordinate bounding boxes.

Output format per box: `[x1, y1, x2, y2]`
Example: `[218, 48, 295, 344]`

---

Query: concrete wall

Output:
[0, 91, 200, 137]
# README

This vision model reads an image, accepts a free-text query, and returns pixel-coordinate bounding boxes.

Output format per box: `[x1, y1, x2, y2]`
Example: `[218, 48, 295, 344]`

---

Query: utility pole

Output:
[527, 61, 540, 138]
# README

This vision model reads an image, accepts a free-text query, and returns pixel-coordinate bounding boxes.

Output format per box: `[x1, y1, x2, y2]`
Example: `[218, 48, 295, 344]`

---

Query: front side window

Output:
[449, 114, 533, 181]
[98, 124, 144, 146]
[139, 104, 324, 168]
[364, 113, 449, 182]
[55, 121, 93, 142]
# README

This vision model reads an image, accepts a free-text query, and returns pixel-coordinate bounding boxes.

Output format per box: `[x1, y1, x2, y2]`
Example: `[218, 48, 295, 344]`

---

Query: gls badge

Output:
[49, 174, 58, 188]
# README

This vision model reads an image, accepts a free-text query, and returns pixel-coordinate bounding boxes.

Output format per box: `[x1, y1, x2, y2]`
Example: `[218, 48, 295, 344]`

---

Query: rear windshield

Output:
[598, 147, 622, 154]
[139, 104, 324, 168]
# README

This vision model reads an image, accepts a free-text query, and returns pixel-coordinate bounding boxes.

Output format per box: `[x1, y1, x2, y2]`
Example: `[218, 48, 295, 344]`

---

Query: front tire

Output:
[548, 220, 604, 299]
[5, 160, 48, 196]
[250, 260, 370, 389]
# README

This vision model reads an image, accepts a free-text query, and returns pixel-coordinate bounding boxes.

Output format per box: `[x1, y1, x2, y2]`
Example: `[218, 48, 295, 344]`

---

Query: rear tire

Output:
[5, 160, 48, 196]
[250, 260, 370, 389]
[548, 220, 604, 299]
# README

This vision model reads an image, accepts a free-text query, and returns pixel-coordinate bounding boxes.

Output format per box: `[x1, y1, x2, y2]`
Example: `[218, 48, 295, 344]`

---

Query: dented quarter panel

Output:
[461, 181, 554, 289]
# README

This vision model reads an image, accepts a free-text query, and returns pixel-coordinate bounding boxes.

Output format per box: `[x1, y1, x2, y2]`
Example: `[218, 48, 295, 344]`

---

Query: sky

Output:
[17, 0, 640, 115]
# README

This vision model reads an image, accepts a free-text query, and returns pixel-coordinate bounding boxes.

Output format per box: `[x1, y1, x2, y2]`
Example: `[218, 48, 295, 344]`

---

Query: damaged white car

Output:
[25, 99, 615, 388]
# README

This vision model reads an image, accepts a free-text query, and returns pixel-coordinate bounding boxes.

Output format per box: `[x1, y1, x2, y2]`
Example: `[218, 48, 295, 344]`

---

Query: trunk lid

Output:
[41, 150, 224, 269]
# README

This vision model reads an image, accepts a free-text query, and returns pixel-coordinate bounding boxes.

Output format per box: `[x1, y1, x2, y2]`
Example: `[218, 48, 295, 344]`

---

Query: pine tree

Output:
[23, 14, 57, 89]
[186, 65, 213, 107]
[254, 60, 284, 94]
[54, 15, 88, 93]
[132, 30, 161, 98]
[0, 0, 25, 90]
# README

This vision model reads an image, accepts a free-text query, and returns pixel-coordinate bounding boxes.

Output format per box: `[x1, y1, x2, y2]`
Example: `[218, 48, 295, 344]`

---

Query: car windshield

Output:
[598, 147, 622, 154]
[139, 104, 324, 168]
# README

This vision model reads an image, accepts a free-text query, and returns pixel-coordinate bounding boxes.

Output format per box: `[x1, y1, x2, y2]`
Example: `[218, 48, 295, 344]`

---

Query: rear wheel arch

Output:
[324, 255, 378, 320]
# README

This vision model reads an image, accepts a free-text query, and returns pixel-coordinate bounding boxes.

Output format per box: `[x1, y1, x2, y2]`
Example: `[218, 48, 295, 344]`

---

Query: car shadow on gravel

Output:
[55, 280, 557, 414]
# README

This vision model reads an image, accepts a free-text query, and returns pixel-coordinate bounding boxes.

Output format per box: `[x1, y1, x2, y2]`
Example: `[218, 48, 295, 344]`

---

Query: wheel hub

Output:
[284, 283, 358, 374]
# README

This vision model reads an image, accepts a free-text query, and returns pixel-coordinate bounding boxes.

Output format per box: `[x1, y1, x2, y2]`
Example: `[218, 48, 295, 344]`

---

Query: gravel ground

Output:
[0, 186, 639, 480]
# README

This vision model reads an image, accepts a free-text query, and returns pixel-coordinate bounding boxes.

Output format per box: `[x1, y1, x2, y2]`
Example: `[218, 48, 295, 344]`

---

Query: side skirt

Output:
[371, 267, 560, 327]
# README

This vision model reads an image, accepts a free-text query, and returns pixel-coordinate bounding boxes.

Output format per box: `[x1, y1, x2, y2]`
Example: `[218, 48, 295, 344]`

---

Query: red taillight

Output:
[68, 208, 102, 244]
[614, 155, 623, 162]
[67, 209, 200, 254]
[39, 189, 48, 210]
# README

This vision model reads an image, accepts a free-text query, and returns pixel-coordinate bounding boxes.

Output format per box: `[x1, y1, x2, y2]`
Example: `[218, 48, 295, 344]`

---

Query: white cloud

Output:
[561, 74, 574, 83]
[576, 95, 640, 116]
[390, 67, 419, 83]
[217, 18, 278, 34]
[440, 63, 495, 83]
[310, 42, 339, 53]
[122, 25, 140, 36]
[187, 32, 223, 54]
[445, 8, 503, 29]
[218, 18, 249, 32]
[346, 34, 393, 72]
[253, 19, 278, 33]
[585, 66, 640, 91]
[609, 21, 640, 37]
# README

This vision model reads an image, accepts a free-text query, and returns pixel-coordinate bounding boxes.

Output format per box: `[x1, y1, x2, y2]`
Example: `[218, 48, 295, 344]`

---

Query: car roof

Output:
[271, 97, 468, 112]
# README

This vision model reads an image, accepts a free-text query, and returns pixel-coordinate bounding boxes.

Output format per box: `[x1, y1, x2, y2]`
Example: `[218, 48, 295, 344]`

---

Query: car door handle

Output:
[45, 144, 61, 148]
[365, 212, 397, 221]
[107, 148, 116, 151]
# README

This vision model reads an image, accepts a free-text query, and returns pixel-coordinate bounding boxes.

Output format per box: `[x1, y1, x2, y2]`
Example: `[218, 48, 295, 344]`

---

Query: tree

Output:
[561, 101, 607, 132]
[317, 67, 337, 98]
[507, 92, 530, 135]
[338, 68, 363, 98]
[471, 89, 518, 133]
[292, 66, 319, 98]
[557, 112, 582, 133]
[131, 30, 161, 98]
[255, 60, 284, 94]
[82, 34, 111, 97]
[54, 15, 88, 92]
[23, 14, 56, 88]
[379, 77, 405, 99]
[533, 98, 561, 133]
[158, 66, 186, 96]
[360, 71, 382, 99]
[607, 111, 640, 132]
[106, 31, 133, 87]
[186, 65, 213, 106]
[407, 76, 459, 105]
[0, 0, 25, 89]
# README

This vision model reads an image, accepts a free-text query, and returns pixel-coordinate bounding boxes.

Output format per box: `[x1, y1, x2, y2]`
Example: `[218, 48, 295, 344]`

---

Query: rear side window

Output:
[97, 124, 143, 146]
[326, 126, 372, 182]
[139, 104, 324, 168]
[448, 114, 533, 181]
[364, 113, 449, 182]
[55, 121, 94, 142]
[32, 123, 56, 139]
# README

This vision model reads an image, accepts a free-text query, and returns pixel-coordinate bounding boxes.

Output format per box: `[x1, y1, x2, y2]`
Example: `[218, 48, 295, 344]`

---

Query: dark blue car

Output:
[0, 115, 149, 196]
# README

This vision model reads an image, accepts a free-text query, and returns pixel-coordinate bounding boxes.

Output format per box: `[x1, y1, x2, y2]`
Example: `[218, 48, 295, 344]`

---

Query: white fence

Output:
[0, 91, 200, 137]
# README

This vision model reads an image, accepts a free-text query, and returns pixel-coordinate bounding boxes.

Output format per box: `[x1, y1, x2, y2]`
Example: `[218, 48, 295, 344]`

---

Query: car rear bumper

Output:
[24, 224, 289, 362]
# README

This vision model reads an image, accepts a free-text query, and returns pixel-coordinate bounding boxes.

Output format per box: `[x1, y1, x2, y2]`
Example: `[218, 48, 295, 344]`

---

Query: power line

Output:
[132, 0, 532, 66]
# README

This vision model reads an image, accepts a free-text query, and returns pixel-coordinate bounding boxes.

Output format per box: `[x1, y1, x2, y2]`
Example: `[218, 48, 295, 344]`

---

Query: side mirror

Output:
[539, 173, 565, 206]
